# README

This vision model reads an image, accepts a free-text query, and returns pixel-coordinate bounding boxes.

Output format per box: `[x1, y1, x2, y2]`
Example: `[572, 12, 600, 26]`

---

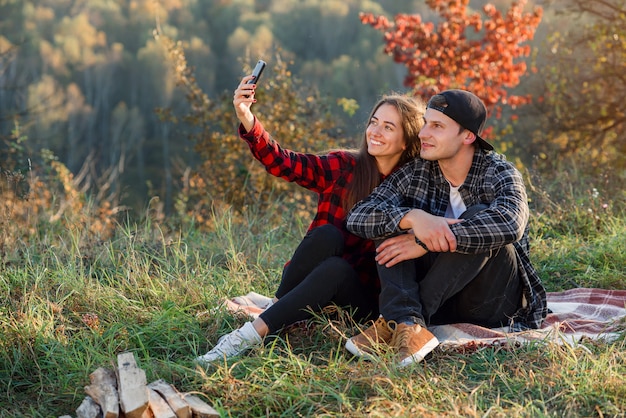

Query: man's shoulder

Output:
[404, 157, 432, 170]
[392, 157, 434, 180]
[482, 149, 509, 163]
[480, 150, 519, 171]
[474, 151, 525, 188]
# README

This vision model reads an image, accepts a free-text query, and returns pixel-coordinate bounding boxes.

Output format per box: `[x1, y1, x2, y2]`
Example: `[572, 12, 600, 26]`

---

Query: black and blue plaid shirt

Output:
[346, 147, 547, 329]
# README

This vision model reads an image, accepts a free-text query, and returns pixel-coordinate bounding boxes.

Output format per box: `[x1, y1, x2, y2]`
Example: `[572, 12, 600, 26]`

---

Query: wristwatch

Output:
[414, 237, 429, 252]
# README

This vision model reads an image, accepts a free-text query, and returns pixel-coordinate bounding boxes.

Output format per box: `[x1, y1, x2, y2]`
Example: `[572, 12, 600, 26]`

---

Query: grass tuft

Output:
[0, 179, 624, 417]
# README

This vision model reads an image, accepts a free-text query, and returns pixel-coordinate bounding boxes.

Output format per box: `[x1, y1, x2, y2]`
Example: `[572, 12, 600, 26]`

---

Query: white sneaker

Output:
[195, 322, 262, 364]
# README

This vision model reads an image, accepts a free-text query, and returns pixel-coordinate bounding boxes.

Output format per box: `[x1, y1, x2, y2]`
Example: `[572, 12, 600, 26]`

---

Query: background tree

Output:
[1, 0, 416, 215]
[1, 31, 32, 203]
[4, 0, 623, 218]
[359, 0, 543, 125]
[158, 35, 350, 229]
[523, 0, 625, 177]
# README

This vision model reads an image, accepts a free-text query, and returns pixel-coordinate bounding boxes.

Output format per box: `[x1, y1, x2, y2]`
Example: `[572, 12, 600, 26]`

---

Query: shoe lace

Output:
[374, 319, 396, 343]
[371, 317, 394, 339]
[211, 330, 246, 356]
[390, 324, 412, 350]
[354, 317, 390, 346]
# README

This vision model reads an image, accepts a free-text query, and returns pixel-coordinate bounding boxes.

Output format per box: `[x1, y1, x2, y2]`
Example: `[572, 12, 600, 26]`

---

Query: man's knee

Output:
[459, 203, 489, 219]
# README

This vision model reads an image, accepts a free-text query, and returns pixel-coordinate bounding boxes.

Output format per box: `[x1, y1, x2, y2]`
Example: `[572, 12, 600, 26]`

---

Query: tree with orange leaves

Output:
[360, 0, 542, 119]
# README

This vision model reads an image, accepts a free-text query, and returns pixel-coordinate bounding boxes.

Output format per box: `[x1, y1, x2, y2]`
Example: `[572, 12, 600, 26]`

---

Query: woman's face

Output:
[366, 103, 406, 159]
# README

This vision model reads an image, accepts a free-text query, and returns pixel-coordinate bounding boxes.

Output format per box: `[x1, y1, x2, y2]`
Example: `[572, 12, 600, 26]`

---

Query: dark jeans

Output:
[378, 205, 523, 328]
[260, 224, 378, 333]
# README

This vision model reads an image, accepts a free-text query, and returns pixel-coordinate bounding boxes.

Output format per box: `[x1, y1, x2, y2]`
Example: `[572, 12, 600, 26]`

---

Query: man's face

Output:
[418, 108, 467, 162]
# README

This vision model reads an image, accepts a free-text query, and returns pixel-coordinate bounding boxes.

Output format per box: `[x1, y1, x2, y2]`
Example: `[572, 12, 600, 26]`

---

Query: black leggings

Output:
[259, 224, 378, 333]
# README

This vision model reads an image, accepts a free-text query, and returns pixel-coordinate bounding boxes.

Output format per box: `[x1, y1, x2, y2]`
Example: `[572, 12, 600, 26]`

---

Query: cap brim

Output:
[476, 136, 494, 151]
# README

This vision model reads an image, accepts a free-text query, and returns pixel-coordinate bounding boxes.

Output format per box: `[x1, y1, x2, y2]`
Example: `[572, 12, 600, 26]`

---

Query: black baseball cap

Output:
[427, 89, 493, 151]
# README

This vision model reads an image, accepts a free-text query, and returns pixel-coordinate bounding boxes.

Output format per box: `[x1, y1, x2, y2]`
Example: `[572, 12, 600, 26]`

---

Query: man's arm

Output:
[347, 158, 460, 252]
[450, 163, 529, 253]
[346, 163, 415, 239]
[399, 209, 461, 253]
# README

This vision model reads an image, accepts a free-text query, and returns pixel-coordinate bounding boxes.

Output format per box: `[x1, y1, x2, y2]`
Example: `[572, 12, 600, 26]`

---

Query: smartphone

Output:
[246, 60, 266, 85]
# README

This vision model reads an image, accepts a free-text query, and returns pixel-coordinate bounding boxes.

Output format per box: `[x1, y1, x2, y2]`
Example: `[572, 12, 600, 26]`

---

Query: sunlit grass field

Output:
[1, 179, 624, 417]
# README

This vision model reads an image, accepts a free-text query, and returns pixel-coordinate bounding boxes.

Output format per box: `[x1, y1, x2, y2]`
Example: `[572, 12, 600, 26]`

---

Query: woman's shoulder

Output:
[323, 149, 358, 166]
[327, 148, 357, 158]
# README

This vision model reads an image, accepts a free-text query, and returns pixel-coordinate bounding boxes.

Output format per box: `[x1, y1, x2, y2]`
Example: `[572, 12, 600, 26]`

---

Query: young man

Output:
[345, 89, 547, 367]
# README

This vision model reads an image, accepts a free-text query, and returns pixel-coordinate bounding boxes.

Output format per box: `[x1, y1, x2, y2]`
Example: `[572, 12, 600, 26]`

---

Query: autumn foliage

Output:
[533, 0, 626, 173]
[1, 158, 119, 259]
[360, 0, 543, 117]
[157, 36, 348, 230]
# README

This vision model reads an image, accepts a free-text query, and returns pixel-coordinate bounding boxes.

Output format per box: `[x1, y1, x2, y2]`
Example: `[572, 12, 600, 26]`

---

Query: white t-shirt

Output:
[445, 183, 466, 219]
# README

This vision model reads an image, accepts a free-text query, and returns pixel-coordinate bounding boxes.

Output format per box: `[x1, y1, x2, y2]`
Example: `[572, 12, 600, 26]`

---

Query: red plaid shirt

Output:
[239, 118, 381, 301]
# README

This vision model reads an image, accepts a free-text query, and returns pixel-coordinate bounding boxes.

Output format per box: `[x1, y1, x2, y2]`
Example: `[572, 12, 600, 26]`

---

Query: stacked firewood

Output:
[59, 352, 219, 418]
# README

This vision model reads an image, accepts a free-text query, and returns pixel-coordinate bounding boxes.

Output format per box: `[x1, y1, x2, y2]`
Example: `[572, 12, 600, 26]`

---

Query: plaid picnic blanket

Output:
[225, 288, 626, 349]
[431, 288, 626, 350]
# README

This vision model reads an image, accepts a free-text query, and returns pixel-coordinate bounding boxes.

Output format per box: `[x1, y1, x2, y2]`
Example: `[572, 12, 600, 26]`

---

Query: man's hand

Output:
[376, 234, 426, 267]
[399, 209, 461, 252]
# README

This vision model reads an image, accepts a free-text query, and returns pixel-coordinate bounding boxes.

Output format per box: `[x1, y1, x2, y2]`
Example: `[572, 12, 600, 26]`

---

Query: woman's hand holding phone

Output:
[233, 60, 267, 132]
[247, 60, 266, 86]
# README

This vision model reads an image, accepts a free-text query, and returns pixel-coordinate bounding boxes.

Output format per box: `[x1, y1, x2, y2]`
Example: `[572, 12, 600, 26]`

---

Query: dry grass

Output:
[0, 171, 624, 417]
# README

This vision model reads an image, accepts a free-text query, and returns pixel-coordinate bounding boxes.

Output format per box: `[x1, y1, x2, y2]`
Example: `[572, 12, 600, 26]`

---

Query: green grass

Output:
[0, 189, 624, 417]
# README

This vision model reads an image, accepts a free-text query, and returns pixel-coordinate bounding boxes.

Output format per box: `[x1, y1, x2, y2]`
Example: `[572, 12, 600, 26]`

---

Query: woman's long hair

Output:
[343, 94, 425, 212]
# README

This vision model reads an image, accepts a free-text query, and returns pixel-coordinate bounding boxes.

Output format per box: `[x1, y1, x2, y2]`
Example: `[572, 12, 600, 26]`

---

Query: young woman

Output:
[195, 75, 424, 364]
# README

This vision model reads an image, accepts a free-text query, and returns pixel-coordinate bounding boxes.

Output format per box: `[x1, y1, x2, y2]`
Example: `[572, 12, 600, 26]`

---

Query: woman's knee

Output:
[320, 256, 355, 279]
[309, 257, 359, 295]
[307, 224, 344, 252]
